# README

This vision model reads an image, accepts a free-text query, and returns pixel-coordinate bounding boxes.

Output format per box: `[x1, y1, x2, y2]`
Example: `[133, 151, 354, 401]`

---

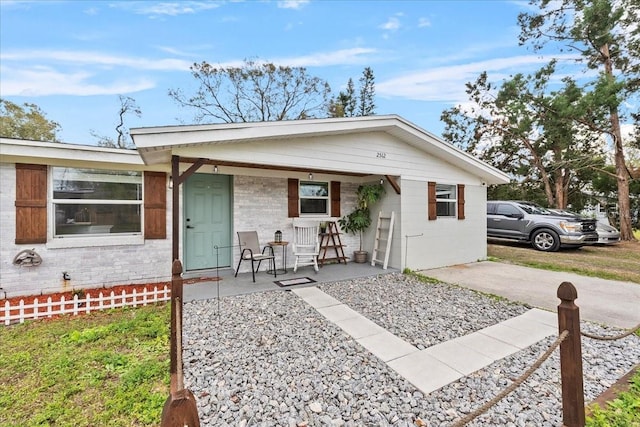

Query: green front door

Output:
[184, 174, 231, 270]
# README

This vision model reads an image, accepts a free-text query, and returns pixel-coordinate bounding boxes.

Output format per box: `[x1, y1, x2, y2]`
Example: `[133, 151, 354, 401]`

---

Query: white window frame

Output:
[299, 181, 330, 216]
[48, 167, 144, 248]
[436, 183, 457, 218]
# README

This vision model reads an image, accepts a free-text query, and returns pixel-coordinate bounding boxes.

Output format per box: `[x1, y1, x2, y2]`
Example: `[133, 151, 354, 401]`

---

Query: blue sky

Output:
[1, 0, 571, 145]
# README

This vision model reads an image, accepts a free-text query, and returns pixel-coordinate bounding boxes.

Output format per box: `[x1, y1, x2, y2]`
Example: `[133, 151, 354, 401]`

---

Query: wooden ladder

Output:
[318, 221, 348, 266]
[371, 211, 395, 269]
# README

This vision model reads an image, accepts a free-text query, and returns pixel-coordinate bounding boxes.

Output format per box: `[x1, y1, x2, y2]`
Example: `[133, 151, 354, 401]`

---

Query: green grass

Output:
[487, 240, 640, 284]
[0, 304, 170, 426]
[586, 366, 640, 427]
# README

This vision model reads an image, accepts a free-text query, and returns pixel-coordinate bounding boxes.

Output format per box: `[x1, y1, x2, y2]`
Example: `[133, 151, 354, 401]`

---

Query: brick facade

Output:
[232, 175, 359, 273]
[1, 164, 360, 297]
[1, 163, 172, 298]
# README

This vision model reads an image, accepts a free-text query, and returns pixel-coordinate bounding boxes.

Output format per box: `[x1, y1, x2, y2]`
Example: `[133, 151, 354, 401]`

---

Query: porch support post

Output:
[171, 156, 207, 262]
[172, 155, 180, 262]
[170, 154, 181, 395]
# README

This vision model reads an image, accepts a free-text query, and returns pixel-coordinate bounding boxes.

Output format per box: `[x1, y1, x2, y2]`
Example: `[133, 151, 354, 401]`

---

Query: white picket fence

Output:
[1, 285, 171, 326]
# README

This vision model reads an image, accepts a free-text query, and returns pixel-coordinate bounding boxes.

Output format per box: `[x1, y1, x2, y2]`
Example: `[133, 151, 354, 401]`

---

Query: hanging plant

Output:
[338, 183, 385, 254]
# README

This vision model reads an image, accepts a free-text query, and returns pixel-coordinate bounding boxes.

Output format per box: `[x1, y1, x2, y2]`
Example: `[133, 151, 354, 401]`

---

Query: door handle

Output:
[186, 225, 195, 229]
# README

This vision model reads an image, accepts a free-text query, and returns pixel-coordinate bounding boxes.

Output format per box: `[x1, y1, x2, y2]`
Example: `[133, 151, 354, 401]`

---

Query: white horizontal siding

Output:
[175, 132, 483, 183]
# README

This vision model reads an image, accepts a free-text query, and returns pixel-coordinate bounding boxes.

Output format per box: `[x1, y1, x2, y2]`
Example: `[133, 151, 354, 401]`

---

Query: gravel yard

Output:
[182, 273, 640, 427]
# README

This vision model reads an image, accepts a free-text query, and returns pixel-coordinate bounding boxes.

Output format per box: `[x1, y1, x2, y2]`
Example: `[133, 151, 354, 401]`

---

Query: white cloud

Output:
[0, 65, 155, 96]
[418, 17, 431, 28]
[0, 46, 379, 97]
[0, 46, 377, 75]
[110, 1, 221, 16]
[380, 16, 401, 31]
[0, 1, 41, 10]
[1, 50, 192, 71]
[377, 54, 577, 103]
[271, 47, 378, 67]
[154, 45, 212, 57]
[0, 49, 190, 96]
[277, 0, 309, 9]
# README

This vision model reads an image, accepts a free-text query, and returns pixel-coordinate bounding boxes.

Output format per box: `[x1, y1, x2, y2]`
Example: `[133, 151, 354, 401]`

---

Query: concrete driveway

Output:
[421, 262, 640, 329]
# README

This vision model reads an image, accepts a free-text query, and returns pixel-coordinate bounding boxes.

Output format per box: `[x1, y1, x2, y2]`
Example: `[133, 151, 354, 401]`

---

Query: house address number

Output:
[376, 152, 387, 158]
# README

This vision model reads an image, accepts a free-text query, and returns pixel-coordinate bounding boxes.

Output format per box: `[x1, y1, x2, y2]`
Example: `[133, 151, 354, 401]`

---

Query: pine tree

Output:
[358, 67, 376, 116]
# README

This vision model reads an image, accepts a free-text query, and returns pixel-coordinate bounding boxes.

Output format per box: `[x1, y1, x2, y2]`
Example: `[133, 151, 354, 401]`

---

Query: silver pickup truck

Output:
[487, 201, 598, 252]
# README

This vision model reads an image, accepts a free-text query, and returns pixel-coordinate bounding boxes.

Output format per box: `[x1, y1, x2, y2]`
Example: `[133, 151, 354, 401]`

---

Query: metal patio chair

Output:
[235, 231, 277, 282]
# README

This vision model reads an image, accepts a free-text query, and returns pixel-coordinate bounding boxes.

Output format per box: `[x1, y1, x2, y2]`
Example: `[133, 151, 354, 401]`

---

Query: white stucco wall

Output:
[0, 162, 172, 298]
[400, 178, 488, 271]
[358, 180, 402, 270]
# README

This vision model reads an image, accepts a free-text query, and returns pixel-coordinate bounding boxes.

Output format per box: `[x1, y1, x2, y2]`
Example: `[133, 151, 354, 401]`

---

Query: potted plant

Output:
[338, 183, 385, 263]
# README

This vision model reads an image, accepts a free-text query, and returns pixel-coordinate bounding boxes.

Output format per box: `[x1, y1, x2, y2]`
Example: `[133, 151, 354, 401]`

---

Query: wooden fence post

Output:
[169, 259, 183, 394]
[557, 281, 585, 427]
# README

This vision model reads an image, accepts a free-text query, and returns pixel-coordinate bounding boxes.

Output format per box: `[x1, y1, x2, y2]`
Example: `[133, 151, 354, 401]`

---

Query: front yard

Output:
[1, 239, 638, 426]
[0, 305, 170, 426]
[488, 240, 640, 284]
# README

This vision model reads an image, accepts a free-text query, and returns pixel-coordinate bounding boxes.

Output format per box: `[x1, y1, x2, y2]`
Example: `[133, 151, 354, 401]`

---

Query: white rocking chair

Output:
[292, 222, 320, 273]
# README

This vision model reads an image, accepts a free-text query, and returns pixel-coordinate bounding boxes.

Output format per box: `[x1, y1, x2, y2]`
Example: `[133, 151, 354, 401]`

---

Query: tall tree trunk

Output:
[611, 110, 634, 239]
[554, 169, 567, 208]
[522, 136, 555, 206]
[601, 43, 635, 241]
[539, 164, 555, 207]
[552, 146, 569, 209]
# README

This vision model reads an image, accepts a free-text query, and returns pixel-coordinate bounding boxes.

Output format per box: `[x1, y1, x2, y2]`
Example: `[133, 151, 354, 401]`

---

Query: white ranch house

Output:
[0, 115, 509, 298]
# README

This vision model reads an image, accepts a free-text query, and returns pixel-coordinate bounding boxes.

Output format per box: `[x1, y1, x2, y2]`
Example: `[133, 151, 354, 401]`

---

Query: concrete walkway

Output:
[293, 287, 557, 395]
[421, 262, 640, 329]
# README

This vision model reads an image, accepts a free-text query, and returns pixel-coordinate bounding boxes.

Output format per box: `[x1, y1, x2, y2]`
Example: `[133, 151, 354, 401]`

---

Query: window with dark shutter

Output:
[457, 184, 465, 220]
[427, 181, 437, 221]
[15, 164, 48, 244]
[144, 172, 167, 239]
[288, 178, 299, 217]
[330, 181, 341, 217]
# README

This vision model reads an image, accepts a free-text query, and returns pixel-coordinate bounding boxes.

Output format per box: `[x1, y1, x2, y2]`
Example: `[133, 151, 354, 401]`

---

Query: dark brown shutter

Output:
[144, 172, 167, 239]
[428, 181, 437, 221]
[15, 164, 47, 244]
[330, 181, 341, 217]
[288, 178, 299, 217]
[457, 184, 465, 220]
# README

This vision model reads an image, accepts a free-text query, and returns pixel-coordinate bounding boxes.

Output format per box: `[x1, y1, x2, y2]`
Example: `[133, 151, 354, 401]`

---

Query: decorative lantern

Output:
[275, 230, 282, 243]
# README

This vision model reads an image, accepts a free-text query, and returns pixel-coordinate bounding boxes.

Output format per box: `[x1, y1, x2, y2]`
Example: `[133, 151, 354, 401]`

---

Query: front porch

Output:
[182, 261, 398, 302]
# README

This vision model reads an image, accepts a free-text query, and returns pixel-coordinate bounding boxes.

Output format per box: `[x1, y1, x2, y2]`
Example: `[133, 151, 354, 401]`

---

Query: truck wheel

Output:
[531, 229, 560, 252]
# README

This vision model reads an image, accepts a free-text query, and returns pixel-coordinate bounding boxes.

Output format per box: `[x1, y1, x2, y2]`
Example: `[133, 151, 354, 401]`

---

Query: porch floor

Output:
[182, 261, 398, 302]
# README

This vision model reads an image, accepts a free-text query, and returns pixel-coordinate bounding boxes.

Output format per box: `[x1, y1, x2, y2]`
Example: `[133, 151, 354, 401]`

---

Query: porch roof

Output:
[131, 115, 510, 185]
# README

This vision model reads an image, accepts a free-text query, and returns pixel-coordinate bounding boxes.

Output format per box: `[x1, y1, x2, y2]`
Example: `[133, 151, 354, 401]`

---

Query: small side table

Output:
[268, 241, 289, 274]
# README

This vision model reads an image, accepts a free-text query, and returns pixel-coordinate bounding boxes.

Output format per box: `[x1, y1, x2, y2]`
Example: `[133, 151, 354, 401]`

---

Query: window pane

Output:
[299, 182, 328, 197]
[435, 184, 456, 200]
[437, 201, 455, 217]
[55, 204, 141, 235]
[300, 199, 327, 214]
[496, 204, 520, 216]
[53, 168, 142, 200]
